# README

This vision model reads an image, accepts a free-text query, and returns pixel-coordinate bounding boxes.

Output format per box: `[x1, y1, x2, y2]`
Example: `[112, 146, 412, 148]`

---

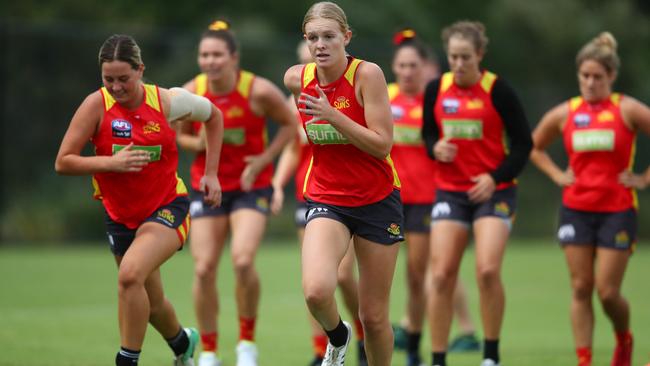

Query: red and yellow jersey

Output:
[294, 118, 313, 202]
[299, 57, 400, 206]
[434, 71, 513, 191]
[189, 70, 272, 192]
[92, 84, 187, 229]
[388, 83, 436, 204]
[563, 93, 636, 212]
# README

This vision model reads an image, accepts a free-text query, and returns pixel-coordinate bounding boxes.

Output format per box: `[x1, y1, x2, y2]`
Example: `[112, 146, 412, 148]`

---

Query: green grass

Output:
[0, 240, 649, 365]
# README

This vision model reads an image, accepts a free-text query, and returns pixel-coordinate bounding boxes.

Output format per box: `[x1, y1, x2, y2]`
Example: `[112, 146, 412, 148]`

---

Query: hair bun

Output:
[208, 20, 230, 31]
[596, 32, 617, 51]
[393, 28, 417, 46]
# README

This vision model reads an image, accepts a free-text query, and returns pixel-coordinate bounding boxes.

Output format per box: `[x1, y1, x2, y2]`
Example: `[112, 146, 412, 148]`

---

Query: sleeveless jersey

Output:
[294, 118, 313, 202]
[189, 70, 272, 192]
[563, 93, 636, 211]
[434, 71, 513, 191]
[92, 84, 188, 229]
[299, 57, 400, 206]
[388, 83, 436, 204]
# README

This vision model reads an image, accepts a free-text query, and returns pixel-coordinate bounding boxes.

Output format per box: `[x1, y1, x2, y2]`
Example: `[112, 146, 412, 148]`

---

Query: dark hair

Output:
[441, 20, 488, 53]
[98, 34, 143, 69]
[392, 28, 433, 62]
[201, 19, 238, 54]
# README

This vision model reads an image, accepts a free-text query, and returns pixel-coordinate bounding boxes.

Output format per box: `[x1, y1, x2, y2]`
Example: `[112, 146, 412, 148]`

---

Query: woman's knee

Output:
[476, 265, 501, 290]
[597, 285, 622, 306]
[232, 255, 255, 280]
[571, 278, 594, 302]
[303, 281, 335, 309]
[358, 306, 388, 334]
[117, 264, 146, 291]
[194, 259, 218, 283]
[429, 267, 458, 294]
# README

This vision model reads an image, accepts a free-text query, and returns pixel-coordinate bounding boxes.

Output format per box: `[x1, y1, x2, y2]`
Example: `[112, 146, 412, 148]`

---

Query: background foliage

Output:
[2, 0, 650, 242]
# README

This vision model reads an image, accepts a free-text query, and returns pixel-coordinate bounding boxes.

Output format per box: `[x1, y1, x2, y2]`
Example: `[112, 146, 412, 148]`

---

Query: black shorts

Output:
[431, 187, 517, 227]
[558, 205, 637, 251]
[295, 201, 309, 228]
[305, 190, 404, 245]
[105, 195, 190, 256]
[189, 186, 273, 218]
[403, 203, 433, 233]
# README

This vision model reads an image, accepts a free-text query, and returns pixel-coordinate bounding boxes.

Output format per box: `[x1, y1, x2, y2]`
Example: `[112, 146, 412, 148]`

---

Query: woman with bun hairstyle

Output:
[530, 32, 650, 366]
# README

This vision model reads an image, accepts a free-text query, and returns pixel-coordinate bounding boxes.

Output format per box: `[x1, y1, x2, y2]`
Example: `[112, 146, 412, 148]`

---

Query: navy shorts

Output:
[295, 201, 309, 228]
[403, 203, 433, 233]
[105, 195, 190, 256]
[189, 186, 273, 218]
[305, 190, 404, 245]
[557, 205, 637, 251]
[431, 187, 517, 227]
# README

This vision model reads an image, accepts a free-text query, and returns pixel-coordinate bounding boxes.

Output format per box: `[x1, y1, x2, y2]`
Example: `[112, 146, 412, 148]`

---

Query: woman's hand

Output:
[270, 184, 284, 215]
[110, 143, 150, 172]
[619, 170, 649, 190]
[551, 168, 575, 187]
[200, 174, 222, 207]
[468, 173, 496, 203]
[241, 154, 271, 192]
[298, 86, 337, 124]
[433, 138, 458, 163]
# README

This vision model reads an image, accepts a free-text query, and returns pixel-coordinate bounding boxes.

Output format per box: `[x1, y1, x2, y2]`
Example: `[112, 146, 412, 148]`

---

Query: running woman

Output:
[55, 34, 224, 366]
[176, 20, 295, 366]
[284, 2, 404, 365]
[530, 32, 650, 366]
[421, 21, 532, 366]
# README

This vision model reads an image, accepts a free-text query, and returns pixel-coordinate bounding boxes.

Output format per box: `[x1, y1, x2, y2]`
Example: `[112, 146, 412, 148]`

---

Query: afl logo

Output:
[442, 98, 460, 114]
[391, 105, 405, 120]
[112, 119, 132, 138]
[573, 113, 591, 128]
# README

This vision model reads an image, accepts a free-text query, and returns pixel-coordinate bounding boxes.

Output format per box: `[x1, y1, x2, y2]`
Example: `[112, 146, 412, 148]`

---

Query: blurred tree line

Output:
[2, 0, 650, 243]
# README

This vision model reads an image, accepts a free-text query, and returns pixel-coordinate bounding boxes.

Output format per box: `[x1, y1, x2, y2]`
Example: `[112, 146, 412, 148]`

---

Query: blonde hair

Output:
[576, 32, 620, 74]
[441, 20, 488, 53]
[302, 1, 350, 34]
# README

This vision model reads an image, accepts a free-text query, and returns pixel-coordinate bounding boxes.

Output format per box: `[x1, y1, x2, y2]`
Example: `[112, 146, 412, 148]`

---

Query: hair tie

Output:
[209, 20, 229, 31]
[393, 28, 416, 45]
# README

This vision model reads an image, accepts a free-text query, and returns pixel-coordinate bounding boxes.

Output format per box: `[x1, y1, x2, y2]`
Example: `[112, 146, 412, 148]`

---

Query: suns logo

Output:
[334, 96, 350, 110]
[597, 110, 614, 123]
[226, 106, 244, 119]
[143, 121, 161, 134]
[157, 209, 175, 224]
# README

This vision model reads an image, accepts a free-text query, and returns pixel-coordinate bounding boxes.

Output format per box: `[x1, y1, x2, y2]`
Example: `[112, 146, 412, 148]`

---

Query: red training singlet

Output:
[299, 57, 401, 206]
[434, 71, 513, 191]
[388, 83, 436, 204]
[294, 118, 313, 202]
[190, 70, 273, 192]
[563, 93, 636, 212]
[92, 84, 188, 229]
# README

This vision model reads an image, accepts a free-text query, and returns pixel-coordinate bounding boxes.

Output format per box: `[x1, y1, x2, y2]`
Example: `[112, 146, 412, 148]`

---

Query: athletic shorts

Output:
[403, 203, 433, 233]
[305, 190, 404, 245]
[189, 186, 273, 218]
[430, 187, 517, 227]
[295, 201, 309, 228]
[557, 205, 636, 251]
[105, 195, 191, 256]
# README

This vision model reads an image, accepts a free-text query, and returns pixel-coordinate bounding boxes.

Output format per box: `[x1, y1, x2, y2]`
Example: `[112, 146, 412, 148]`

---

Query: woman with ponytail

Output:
[530, 32, 650, 366]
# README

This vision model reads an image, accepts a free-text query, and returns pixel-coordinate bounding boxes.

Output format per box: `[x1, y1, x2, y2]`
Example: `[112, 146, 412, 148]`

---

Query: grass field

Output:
[1, 239, 649, 366]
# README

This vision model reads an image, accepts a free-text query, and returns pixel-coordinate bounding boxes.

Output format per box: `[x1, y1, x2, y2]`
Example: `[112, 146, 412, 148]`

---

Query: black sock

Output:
[432, 351, 446, 366]
[115, 347, 140, 365]
[483, 339, 500, 363]
[166, 327, 189, 356]
[325, 319, 349, 347]
[406, 331, 422, 355]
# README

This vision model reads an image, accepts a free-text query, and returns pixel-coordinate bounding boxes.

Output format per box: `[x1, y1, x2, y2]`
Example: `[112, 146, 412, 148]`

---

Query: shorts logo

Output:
[442, 98, 460, 114]
[386, 223, 401, 236]
[143, 121, 161, 134]
[189, 201, 204, 217]
[573, 113, 591, 128]
[432, 202, 451, 218]
[256, 197, 269, 211]
[391, 105, 405, 120]
[558, 224, 575, 241]
[494, 201, 510, 217]
[112, 119, 132, 138]
[157, 208, 176, 225]
[615, 230, 630, 248]
[307, 207, 328, 219]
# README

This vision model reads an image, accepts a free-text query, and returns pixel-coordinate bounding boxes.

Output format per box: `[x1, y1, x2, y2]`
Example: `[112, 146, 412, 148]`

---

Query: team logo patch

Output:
[226, 106, 244, 119]
[615, 230, 630, 248]
[432, 202, 451, 218]
[111, 119, 132, 138]
[334, 96, 350, 110]
[597, 110, 614, 123]
[143, 121, 161, 134]
[391, 105, 405, 120]
[573, 113, 591, 128]
[466, 98, 484, 110]
[408, 106, 423, 119]
[306, 123, 349, 145]
[387, 223, 401, 236]
[494, 201, 510, 217]
[572, 130, 615, 152]
[189, 200, 204, 217]
[306, 207, 329, 220]
[157, 208, 176, 225]
[442, 98, 460, 114]
[256, 197, 269, 211]
[558, 224, 575, 241]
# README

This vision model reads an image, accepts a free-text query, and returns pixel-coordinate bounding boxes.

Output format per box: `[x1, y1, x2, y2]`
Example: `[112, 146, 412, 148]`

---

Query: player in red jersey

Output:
[530, 32, 650, 366]
[284, 2, 403, 366]
[421, 21, 532, 366]
[272, 40, 367, 366]
[55, 34, 224, 366]
[176, 21, 295, 366]
[388, 29, 479, 366]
